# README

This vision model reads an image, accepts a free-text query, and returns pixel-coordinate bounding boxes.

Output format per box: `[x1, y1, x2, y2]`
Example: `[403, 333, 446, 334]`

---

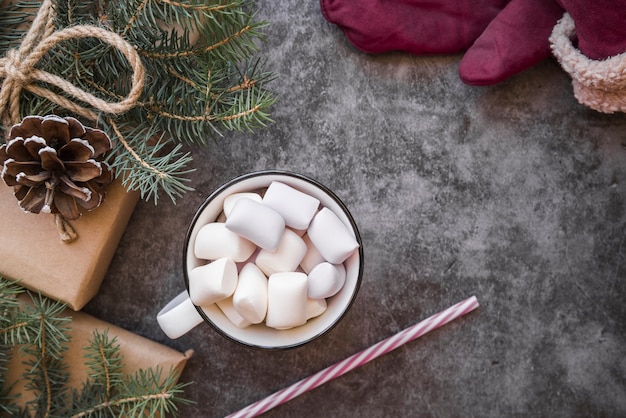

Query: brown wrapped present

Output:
[5, 294, 193, 409]
[0, 179, 139, 310]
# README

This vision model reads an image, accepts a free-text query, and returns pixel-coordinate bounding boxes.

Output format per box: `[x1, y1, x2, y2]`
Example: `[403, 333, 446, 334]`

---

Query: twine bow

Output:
[0, 0, 146, 242]
[0, 0, 145, 127]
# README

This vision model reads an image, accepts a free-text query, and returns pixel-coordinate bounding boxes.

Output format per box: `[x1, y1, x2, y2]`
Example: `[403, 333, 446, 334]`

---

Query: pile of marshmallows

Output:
[189, 181, 360, 330]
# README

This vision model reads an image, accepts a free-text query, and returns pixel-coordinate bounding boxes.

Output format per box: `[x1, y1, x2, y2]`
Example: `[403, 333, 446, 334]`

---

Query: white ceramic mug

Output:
[157, 170, 364, 349]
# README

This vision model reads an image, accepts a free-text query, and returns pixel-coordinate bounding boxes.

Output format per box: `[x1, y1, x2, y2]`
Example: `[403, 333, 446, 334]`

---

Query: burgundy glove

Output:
[553, 0, 626, 59]
[320, 0, 509, 55]
[458, 0, 564, 85]
[459, 0, 626, 87]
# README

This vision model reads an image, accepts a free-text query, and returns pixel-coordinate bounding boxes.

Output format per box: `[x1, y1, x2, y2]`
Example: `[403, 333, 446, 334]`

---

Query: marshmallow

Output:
[255, 229, 307, 277]
[194, 222, 256, 262]
[188, 257, 238, 306]
[307, 207, 359, 264]
[216, 297, 252, 328]
[225, 198, 285, 250]
[265, 272, 308, 329]
[290, 227, 307, 237]
[307, 262, 346, 299]
[223, 192, 262, 217]
[157, 291, 204, 339]
[233, 263, 268, 324]
[262, 181, 320, 230]
[236, 247, 260, 272]
[300, 233, 326, 274]
[306, 297, 327, 319]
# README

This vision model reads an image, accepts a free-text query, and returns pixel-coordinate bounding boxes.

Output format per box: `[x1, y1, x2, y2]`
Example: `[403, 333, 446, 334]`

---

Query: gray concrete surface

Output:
[86, 2, 626, 416]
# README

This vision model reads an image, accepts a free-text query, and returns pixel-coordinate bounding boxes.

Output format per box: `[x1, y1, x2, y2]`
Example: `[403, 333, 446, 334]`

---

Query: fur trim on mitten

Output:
[550, 13, 626, 114]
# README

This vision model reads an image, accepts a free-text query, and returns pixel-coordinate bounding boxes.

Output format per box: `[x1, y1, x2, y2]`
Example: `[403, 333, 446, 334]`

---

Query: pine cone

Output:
[0, 115, 114, 220]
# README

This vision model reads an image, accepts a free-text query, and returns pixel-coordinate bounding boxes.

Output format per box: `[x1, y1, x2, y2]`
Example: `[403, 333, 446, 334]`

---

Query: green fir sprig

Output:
[0, 0, 275, 204]
[0, 277, 192, 417]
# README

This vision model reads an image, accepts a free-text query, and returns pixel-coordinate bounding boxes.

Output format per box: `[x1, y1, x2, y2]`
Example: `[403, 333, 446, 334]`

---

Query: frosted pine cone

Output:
[0, 115, 114, 220]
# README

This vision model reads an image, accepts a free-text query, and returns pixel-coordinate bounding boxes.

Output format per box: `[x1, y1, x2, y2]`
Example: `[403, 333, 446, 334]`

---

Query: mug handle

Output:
[157, 291, 204, 339]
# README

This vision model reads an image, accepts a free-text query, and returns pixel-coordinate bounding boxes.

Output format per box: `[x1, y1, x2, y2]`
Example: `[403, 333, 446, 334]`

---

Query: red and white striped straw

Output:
[226, 295, 479, 418]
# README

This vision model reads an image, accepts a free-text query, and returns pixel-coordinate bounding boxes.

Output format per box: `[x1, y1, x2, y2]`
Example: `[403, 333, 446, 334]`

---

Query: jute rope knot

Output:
[0, 0, 147, 242]
[550, 13, 626, 114]
[0, 0, 146, 130]
[3, 49, 30, 85]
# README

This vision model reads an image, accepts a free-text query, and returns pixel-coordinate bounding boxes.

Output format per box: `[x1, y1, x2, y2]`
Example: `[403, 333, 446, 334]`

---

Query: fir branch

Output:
[83, 329, 124, 401]
[0, 279, 23, 310]
[120, 0, 149, 35]
[0, 318, 32, 346]
[0, 285, 34, 347]
[20, 293, 71, 418]
[159, 0, 233, 12]
[0, 1, 39, 50]
[139, 23, 256, 59]
[106, 119, 195, 204]
[70, 367, 193, 417]
[119, 367, 193, 417]
[24, 293, 72, 362]
[0, 347, 22, 416]
[71, 392, 171, 418]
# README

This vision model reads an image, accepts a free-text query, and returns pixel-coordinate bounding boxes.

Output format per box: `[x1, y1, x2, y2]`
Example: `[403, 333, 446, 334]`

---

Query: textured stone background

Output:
[86, 2, 626, 416]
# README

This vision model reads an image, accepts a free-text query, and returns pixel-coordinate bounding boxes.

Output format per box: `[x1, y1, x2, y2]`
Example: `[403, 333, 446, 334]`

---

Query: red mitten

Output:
[320, 0, 509, 55]
[550, 0, 626, 113]
[554, 0, 626, 60]
[458, 0, 564, 85]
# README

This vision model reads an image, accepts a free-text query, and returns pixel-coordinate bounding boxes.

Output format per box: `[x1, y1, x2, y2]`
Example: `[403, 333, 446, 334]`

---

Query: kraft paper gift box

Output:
[5, 295, 194, 408]
[0, 180, 139, 310]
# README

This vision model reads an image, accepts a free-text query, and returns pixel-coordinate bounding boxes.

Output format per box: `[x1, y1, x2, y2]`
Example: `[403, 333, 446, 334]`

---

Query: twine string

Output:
[0, 0, 145, 128]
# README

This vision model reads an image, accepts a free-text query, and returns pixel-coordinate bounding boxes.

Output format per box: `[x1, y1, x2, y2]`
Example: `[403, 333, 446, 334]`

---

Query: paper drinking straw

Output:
[226, 295, 479, 418]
